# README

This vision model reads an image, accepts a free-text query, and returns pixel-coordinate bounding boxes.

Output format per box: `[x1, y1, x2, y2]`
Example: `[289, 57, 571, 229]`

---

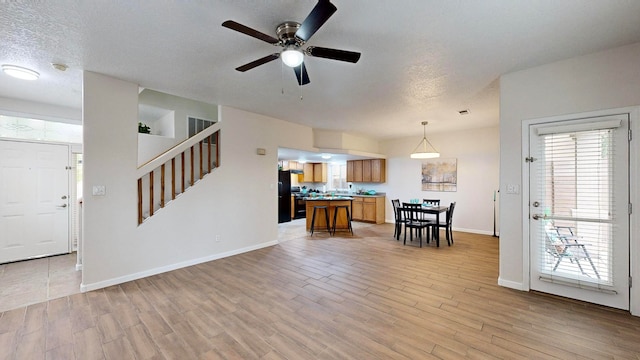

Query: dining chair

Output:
[421, 199, 441, 223]
[391, 199, 406, 240]
[402, 203, 430, 246]
[431, 202, 455, 246]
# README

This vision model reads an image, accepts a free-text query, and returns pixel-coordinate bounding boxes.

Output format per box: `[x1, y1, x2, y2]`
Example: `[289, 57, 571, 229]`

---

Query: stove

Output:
[291, 186, 306, 219]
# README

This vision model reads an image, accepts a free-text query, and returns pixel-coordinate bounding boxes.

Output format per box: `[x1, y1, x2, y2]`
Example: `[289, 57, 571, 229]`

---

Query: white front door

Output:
[0, 140, 70, 263]
[528, 114, 630, 310]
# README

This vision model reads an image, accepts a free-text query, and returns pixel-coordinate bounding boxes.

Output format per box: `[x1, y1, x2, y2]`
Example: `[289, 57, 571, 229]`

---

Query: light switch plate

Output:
[92, 185, 106, 196]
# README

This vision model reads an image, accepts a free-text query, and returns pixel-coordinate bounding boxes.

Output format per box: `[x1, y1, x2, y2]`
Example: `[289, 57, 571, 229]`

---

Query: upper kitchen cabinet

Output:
[279, 160, 303, 171]
[347, 159, 386, 183]
[300, 162, 327, 183]
[313, 163, 327, 182]
[302, 163, 314, 182]
[347, 160, 363, 182]
[370, 159, 385, 182]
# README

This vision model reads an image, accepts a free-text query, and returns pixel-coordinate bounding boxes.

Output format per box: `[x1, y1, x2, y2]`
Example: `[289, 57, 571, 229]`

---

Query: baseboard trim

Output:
[498, 277, 526, 291]
[80, 240, 279, 293]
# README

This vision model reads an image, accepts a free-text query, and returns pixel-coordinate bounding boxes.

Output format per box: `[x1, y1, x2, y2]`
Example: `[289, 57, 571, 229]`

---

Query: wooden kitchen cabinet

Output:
[313, 163, 327, 182]
[362, 199, 376, 222]
[347, 161, 354, 182]
[301, 162, 327, 183]
[351, 197, 363, 220]
[279, 160, 303, 171]
[302, 163, 314, 182]
[350, 195, 385, 224]
[291, 195, 295, 219]
[346, 159, 386, 183]
[348, 160, 363, 182]
[371, 159, 386, 182]
[290, 160, 303, 170]
[362, 160, 372, 182]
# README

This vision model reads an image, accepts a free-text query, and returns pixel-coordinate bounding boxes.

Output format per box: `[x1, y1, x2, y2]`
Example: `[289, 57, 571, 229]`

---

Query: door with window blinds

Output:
[528, 115, 629, 310]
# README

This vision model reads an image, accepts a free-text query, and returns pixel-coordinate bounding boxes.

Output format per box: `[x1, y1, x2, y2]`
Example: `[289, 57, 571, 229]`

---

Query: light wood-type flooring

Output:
[1, 219, 640, 359]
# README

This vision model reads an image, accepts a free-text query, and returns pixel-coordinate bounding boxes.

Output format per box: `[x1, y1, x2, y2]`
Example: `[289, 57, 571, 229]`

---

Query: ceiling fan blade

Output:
[293, 64, 310, 85]
[236, 53, 280, 72]
[222, 20, 279, 44]
[295, 0, 337, 42]
[307, 46, 361, 63]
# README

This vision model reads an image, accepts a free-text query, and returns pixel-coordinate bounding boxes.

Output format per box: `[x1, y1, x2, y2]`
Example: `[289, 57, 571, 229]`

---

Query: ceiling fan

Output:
[222, 0, 361, 86]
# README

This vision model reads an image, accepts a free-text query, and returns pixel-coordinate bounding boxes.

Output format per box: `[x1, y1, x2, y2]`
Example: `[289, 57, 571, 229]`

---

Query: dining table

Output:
[397, 204, 449, 247]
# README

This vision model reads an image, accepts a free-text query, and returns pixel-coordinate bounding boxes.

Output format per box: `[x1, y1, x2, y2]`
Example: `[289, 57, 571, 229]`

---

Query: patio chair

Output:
[545, 225, 600, 279]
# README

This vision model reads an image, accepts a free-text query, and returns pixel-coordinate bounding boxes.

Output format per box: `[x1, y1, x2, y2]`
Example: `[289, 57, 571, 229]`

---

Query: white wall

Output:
[82, 72, 317, 290]
[314, 129, 381, 154]
[499, 42, 640, 314]
[378, 126, 500, 235]
[137, 90, 220, 166]
[137, 133, 177, 166]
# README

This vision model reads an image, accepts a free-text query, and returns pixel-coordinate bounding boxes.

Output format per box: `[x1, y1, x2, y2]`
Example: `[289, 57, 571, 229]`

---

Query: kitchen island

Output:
[304, 196, 353, 232]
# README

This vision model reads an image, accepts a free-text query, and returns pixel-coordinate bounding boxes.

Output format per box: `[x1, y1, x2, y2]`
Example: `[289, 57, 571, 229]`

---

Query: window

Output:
[0, 115, 82, 143]
[188, 116, 216, 141]
[329, 163, 347, 191]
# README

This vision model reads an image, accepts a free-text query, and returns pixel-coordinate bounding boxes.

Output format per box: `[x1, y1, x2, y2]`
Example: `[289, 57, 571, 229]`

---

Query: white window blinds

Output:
[534, 123, 618, 287]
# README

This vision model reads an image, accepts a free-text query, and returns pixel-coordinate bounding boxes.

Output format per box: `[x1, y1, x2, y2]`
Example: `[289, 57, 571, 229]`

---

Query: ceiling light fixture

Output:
[281, 46, 304, 67]
[51, 63, 68, 71]
[410, 121, 440, 159]
[321, 154, 331, 159]
[2, 64, 39, 80]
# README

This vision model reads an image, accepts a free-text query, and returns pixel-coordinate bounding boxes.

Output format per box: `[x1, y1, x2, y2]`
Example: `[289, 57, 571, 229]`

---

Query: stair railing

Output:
[137, 124, 220, 224]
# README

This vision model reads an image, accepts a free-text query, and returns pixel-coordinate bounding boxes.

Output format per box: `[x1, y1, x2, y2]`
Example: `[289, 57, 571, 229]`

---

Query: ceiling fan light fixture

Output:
[410, 121, 440, 159]
[281, 46, 304, 67]
[2, 64, 39, 80]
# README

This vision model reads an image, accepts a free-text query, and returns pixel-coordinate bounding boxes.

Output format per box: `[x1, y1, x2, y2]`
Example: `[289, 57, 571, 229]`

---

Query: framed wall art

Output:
[422, 158, 457, 192]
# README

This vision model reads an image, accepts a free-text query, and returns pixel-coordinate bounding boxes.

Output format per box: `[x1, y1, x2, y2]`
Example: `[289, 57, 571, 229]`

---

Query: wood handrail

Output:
[138, 129, 220, 225]
[136, 122, 220, 177]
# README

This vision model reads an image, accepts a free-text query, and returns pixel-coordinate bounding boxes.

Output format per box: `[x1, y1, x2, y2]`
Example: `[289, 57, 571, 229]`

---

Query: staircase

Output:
[137, 124, 220, 224]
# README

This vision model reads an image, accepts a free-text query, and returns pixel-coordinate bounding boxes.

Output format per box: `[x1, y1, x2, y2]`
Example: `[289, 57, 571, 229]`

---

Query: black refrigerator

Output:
[278, 170, 292, 223]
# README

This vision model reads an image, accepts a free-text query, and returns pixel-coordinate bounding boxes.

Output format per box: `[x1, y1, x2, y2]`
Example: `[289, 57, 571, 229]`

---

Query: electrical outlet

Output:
[215, 235, 220, 242]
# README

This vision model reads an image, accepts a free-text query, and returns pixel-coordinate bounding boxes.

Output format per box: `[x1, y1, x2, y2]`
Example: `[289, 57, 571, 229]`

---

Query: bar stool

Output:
[310, 205, 331, 236]
[332, 205, 353, 236]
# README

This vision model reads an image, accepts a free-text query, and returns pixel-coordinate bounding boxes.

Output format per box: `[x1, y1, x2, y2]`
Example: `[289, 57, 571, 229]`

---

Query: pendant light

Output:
[410, 121, 440, 159]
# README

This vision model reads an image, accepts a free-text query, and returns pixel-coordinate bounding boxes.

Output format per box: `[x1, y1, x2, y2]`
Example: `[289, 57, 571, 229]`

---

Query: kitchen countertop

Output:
[299, 192, 386, 199]
[304, 196, 354, 200]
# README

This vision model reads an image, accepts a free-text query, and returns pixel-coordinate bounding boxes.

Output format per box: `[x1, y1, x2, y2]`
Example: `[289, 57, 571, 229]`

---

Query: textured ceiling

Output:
[1, 1, 640, 141]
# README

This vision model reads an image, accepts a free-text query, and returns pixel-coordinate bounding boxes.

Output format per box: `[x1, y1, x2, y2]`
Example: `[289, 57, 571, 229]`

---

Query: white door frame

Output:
[521, 106, 640, 316]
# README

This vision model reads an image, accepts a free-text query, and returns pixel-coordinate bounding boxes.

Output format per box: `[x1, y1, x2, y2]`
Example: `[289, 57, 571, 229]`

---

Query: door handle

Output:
[58, 204, 68, 208]
[532, 213, 546, 220]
